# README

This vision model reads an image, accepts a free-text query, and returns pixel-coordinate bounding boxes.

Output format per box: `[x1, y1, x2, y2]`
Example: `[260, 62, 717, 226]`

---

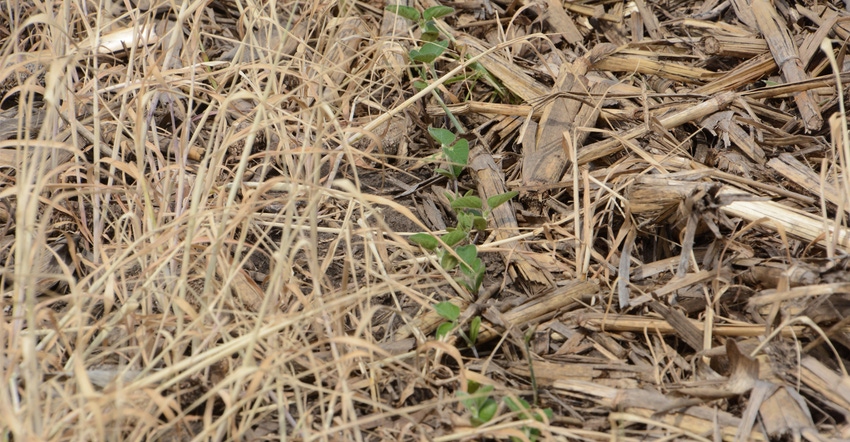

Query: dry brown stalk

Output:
[700, 35, 769, 58]
[591, 53, 722, 84]
[470, 146, 554, 284]
[522, 63, 604, 188]
[749, 0, 822, 130]
[577, 312, 828, 338]
[577, 91, 737, 165]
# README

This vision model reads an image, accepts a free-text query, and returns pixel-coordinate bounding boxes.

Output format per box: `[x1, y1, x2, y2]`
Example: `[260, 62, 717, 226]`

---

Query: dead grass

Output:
[1, 0, 850, 440]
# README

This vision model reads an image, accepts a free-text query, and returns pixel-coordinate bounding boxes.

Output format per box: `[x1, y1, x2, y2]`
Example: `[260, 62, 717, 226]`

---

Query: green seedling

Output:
[429, 127, 467, 180]
[385, 5, 453, 65]
[411, 126, 516, 302]
[457, 380, 498, 427]
[385, 5, 454, 43]
[385, 5, 466, 133]
[457, 380, 555, 436]
[433, 301, 460, 340]
[432, 301, 481, 351]
[503, 396, 554, 442]
[411, 125, 514, 344]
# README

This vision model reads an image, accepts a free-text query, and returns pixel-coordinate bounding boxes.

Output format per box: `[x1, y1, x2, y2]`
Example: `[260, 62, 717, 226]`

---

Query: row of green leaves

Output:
[387, 5, 548, 438]
[410, 127, 516, 295]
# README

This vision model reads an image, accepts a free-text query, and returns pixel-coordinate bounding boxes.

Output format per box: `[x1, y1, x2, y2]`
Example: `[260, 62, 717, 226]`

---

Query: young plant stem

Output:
[427, 65, 465, 134]
[431, 91, 464, 134]
[523, 326, 540, 406]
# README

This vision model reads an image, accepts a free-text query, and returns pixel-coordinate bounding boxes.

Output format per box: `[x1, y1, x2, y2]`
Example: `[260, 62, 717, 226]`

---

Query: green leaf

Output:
[435, 168, 454, 179]
[423, 5, 454, 21]
[410, 40, 449, 64]
[475, 383, 494, 397]
[478, 398, 498, 424]
[428, 127, 456, 146]
[412, 79, 428, 90]
[464, 382, 493, 410]
[436, 321, 454, 339]
[409, 233, 439, 250]
[472, 216, 488, 231]
[455, 212, 473, 231]
[444, 138, 469, 177]
[408, 47, 427, 64]
[504, 397, 533, 419]
[442, 229, 467, 247]
[459, 257, 484, 294]
[434, 301, 460, 321]
[473, 264, 485, 293]
[439, 250, 458, 270]
[469, 316, 481, 345]
[421, 22, 440, 43]
[444, 138, 469, 165]
[456, 244, 478, 268]
[457, 391, 476, 414]
[385, 4, 420, 22]
[526, 408, 553, 423]
[487, 191, 518, 210]
[451, 195, 483, 211]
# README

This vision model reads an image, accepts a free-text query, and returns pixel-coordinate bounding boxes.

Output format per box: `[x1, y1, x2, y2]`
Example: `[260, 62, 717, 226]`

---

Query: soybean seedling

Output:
[504, 396, 554, 442]
[432, 301, 481, 348]
[385, 5, 465, 133]
[456, 379, 555, 438]
[410, 127, 517, 296]
[457, 380, 498, 427]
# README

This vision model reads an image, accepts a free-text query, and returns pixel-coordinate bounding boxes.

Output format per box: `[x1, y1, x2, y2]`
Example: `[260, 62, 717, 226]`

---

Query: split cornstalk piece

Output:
[590, 51, 721, 84]
[476, 280, 599, 343]
[748, 0, 823, 130]
[700, 35, 768, 58]
[523, 65, 605, 188]
[627, 175, 850, 252]
[799, 357, 850, 412]
[768, 153, 849, 216]
[695, 51, 778, 95]
[553, 379, 769, 441]
[543, 0, 583, 44]
[576, 91, 737, 165]
[469, 147, 554, 284]
[721, 186, 850, 251]
[575, 312, 834, 339]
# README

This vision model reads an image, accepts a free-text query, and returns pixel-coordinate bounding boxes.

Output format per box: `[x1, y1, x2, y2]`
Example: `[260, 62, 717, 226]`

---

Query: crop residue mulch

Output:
[1, 0, 850, 440]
